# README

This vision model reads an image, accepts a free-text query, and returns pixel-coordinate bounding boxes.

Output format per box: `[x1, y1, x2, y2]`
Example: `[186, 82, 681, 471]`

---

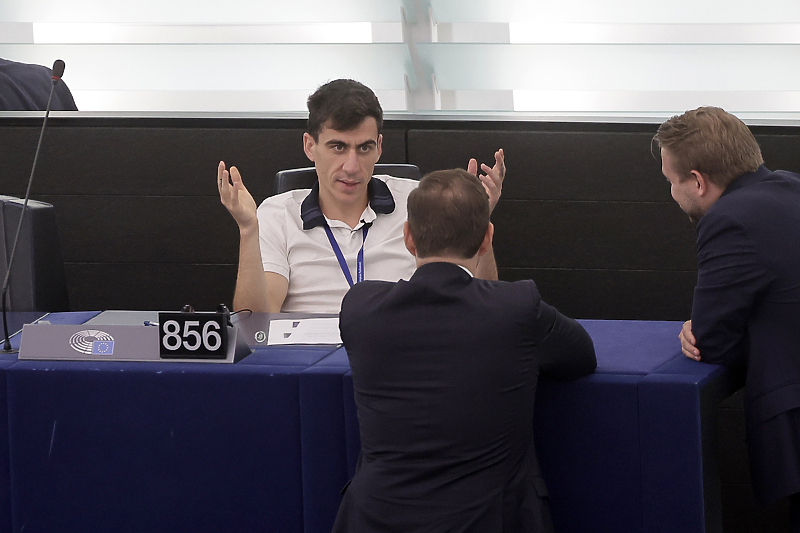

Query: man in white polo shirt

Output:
[217, 79, 505, 313]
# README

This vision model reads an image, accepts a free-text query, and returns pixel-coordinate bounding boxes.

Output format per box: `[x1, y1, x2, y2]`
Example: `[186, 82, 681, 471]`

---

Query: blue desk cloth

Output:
[581, 319, 684, 374]
[303, 320, 741, 533]
[0, 359, 16, 533]
[531, 321, 736, 533]
[1, 316, 739, 533]
[4, 311, 340, 533]
[0, 311, 97, 533]
[6, 359, 316, 532]
[299, 359, 351, 532]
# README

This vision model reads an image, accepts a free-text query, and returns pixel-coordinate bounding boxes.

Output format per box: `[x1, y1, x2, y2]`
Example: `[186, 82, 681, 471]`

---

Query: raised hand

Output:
[468, 148, 505, 213]
[218, 161, 258, 231]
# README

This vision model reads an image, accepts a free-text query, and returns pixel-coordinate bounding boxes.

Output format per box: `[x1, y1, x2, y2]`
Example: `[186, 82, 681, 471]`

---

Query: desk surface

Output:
[7, 312, 690, 374]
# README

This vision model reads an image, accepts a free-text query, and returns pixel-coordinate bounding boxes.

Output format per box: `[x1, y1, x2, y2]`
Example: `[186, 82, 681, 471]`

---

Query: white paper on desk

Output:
[266, 318, 342, 345]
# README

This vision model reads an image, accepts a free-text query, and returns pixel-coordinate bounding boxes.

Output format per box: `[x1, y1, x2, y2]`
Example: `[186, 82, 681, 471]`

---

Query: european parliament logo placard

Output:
[69, 330, 115, 355]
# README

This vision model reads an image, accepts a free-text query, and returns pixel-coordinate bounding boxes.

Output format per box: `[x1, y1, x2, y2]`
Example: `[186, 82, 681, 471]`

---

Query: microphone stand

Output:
[1, 61, 64, 353]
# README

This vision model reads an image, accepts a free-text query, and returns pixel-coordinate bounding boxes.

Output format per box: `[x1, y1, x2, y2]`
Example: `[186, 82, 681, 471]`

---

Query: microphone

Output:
[1, 59, 66, 353]
[52, 59, 65, 80]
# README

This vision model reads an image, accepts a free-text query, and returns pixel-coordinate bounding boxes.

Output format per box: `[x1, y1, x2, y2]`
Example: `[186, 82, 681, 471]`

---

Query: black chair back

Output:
[274, 164, 421, 194]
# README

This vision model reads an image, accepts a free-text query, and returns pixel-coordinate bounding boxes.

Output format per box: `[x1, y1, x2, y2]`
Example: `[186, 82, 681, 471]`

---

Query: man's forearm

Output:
[232, 225, 272, 312]
[539, 305, 597, 380]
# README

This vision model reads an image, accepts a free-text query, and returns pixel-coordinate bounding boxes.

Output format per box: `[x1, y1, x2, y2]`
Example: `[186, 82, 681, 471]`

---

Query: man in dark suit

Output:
[0, 58, 77, 111]
[333, 168, 597, 532]
[655, 106, 800, 529]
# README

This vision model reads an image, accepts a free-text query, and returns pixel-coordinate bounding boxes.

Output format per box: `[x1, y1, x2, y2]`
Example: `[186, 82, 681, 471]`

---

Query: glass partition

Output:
[2, 0, 800, 121]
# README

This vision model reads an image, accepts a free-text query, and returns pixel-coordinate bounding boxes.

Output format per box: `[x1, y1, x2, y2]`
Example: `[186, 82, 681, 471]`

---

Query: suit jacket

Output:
[691, 165, 800, 503]
[0, 58, 78, 111]
[333, 261, 597, 532]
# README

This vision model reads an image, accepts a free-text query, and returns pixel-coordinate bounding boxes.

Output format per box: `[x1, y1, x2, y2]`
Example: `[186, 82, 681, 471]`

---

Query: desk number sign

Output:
[158, 312, 228, 359]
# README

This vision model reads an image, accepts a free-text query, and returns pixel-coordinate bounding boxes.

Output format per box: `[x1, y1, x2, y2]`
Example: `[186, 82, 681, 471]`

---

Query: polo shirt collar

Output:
[300, 177, 396, 230]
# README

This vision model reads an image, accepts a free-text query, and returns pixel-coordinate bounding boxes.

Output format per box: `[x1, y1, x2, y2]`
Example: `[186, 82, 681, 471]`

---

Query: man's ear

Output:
[403, 221, 417, 257]
[303, 132, 316, 163]
[376, 133, 383, 161]
[690, 170, 712, 196]
[477, 223, 494, 256]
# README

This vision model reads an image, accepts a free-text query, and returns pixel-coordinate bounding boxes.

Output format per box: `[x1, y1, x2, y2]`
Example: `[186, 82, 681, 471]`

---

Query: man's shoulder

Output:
[374, 175, 420, 196]
[768, 169, 800, 182]
[0, 60, 53, 110]
[340, 280, 396, 317]
[725, 169, 800, 200]
[341, 276, 533, 311]
[698, 171, 800, 256]
[0, 59, 47, 78]
[258, 189, 309, 216]
[475, 277, 542, 305]
[472, 274, 538, 291]
[262, 188, 309, 205]
[420, 264, 542, 309]
[710, 169, 800, 221]
[345, 279, 395, 297]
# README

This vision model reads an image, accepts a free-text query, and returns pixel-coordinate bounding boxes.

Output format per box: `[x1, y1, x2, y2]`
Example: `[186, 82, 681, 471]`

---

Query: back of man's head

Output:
[407, 169, 490, 259]
[653, 106, 763, 189]
[306, 79, 383, 141]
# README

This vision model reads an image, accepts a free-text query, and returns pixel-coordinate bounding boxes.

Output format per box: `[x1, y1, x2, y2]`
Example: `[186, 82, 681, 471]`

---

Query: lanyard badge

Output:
[323, 224, 369, 287]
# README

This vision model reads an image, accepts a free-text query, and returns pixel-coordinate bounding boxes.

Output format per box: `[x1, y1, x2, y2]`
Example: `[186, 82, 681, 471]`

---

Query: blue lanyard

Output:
[323, 223, 369, 287]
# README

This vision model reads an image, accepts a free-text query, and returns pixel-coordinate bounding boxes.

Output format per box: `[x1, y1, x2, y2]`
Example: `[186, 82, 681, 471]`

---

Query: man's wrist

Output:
[239, 220, 259, 238]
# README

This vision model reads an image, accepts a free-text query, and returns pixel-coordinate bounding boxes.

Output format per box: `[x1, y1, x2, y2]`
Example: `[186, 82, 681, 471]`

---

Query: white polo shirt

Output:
[257, 175, 419, 313]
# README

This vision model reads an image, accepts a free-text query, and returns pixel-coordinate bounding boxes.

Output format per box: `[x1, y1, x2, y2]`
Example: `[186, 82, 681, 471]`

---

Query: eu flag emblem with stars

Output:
[92, 341, 114, 355]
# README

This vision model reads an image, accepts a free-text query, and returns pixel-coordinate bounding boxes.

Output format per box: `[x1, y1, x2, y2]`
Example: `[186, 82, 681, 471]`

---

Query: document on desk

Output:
[267, 317, 342, 345]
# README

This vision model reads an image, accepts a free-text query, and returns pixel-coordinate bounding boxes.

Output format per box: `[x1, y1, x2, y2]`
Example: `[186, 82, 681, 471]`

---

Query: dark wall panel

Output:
[2, 117, 799, 321]
[755, 133, 800, 174]
[2, 126, 306, 198]
[65, 263, 236, 312]
[36, 195, 238, 264]
[492, 200, 696, 270]
[407, 129, 668, 201]
[0, 124, 408, 200]
[500, 268, 696, 321]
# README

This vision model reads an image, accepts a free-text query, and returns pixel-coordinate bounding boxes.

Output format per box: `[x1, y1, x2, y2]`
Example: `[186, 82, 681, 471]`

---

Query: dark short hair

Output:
[306, 79, 383, 141]
[407, 169, 490, 259]
[653, 106, 763, 188]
